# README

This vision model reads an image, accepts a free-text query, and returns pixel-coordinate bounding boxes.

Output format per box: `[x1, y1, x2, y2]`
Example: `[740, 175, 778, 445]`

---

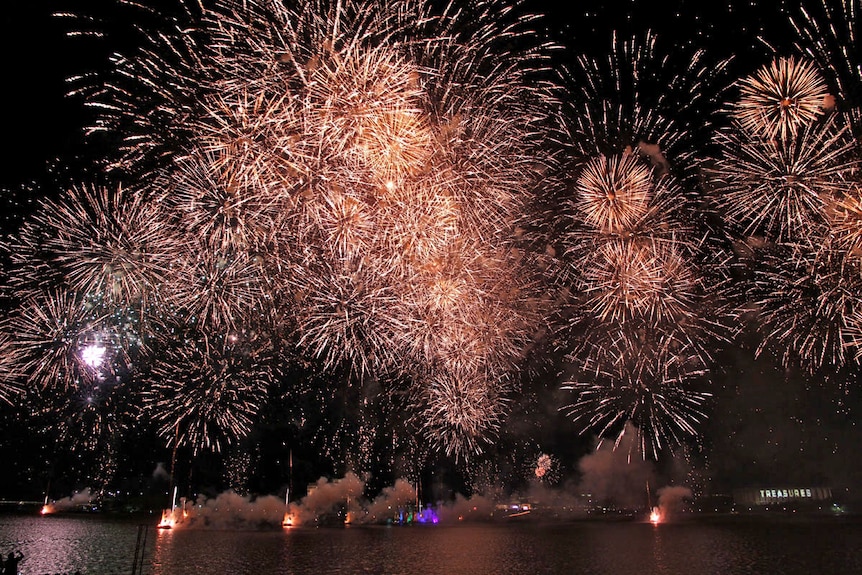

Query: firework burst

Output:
[732, 56, 830, 141]
[413, 371, 511, 461]
[744, 242, 862, 372]
[7, 0, 557, 462]
[304, 44, 432, 173]
[553, 138, 725, 457]
[4, 290, 115, 390]
[162, 245, 273, 335]
[165, 146, 286, 254]
[399, 237, 542, 381]
[789, 0, 862, 133]
[292, 255, 406, 377]
[532, 452, 562, 485]
[142, 332, 277, 453]
[561, 354, 712, 460]
[709, 116, 858, 245]
[574, 153, 654, 235]
[560, 152, 713, 342]
[7, 184, 176, 309]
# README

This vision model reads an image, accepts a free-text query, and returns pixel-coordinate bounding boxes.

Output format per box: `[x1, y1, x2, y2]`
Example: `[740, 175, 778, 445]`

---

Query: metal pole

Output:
[130, 525, 143, 575]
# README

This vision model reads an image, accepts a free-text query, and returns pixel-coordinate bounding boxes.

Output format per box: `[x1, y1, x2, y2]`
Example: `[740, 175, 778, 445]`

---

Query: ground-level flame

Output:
[157, 509, 175, 529]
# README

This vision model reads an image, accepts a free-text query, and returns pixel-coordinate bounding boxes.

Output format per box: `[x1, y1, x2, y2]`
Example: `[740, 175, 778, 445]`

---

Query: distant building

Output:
[732, 487, 832, 507]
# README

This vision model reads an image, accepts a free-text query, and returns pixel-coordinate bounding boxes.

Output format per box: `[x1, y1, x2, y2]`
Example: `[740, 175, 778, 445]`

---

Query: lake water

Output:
[1, 513, 861, 575]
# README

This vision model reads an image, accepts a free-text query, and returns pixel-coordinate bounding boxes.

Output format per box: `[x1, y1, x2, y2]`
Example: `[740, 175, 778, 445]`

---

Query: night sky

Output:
[1, 0, 860, 510]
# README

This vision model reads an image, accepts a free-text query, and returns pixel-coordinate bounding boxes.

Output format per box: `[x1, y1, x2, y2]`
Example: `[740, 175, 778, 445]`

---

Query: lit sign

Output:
[759, 488, 812, 499]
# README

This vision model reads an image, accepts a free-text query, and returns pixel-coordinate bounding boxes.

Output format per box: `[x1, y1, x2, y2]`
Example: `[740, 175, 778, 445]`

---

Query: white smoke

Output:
[162, 471, 510, 529]
[152, 462, 170, 481]
[43, 488, 96, 513]
[183, 491, 286, 529]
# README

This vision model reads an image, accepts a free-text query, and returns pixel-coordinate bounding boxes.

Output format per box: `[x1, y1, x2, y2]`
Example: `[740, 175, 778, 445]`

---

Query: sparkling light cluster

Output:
[2, 0, 862, 476]
[708, 54, 862, 374]
[733, 56, 830, 141]
[1, 0, 552, 462]
[552, 31, 727, 458]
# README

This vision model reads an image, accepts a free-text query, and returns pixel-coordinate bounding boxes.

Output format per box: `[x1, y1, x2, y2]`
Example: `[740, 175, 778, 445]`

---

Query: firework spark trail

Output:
[143, 332, 277, 454]
[561, 356, 712, 460]
[848, 304, 862, 362]
[163, 245, 273, 334]
[7, 184, 176, 310]
[828, 184, 862, 260]
[579, 239, 698, 326]
[744, 243, 862, 372]
[559, 29, 732, 173]
[732, 56, 830, 141]
[0, 331, 25, 405]
[709, 115, 857, 245]
[789, 0, 862, 132]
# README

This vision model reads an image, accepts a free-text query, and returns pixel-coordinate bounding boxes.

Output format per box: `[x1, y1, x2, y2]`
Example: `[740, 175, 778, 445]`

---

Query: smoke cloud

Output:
[43, 488, 95, 513]
[152, 462, 170, 481]
[656, 485, 692, 519]
[161, 472, 506, 529]
[181, 491, 286, 529]
[577, 426, 656, 510]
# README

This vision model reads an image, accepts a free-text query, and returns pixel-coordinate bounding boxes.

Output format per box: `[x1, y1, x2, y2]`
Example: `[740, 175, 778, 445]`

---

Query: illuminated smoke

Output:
[42, 489, 96, 514]
[576, 424, 655, 510]
[655, 485, 692, 520]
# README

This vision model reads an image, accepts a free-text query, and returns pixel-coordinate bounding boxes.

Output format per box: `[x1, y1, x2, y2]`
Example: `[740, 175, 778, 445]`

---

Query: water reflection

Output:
[2, 515, 862, 575]
[0, 515, 150, 574]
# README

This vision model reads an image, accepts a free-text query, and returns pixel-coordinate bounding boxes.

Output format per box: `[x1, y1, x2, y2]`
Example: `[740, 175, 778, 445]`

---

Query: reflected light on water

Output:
[3, 514, 862, 575]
